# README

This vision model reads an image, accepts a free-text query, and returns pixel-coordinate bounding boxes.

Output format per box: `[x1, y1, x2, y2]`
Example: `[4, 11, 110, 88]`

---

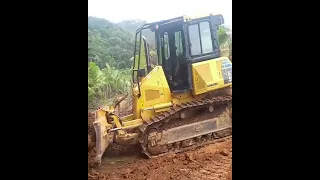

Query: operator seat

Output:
[172, 55, 186, 90]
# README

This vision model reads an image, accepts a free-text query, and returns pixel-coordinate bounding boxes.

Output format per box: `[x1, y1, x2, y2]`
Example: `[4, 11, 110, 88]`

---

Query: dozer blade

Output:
[93, 107, 112, 163]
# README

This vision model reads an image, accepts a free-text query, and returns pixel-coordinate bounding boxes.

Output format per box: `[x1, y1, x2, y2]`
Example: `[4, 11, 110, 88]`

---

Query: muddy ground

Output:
[89, 137, 232, 180]
[88, 96, 232, 180]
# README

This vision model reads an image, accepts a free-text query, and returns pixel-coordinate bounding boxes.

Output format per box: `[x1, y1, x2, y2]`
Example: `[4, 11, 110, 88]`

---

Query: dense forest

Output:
[88, 16, 231, 110]
[88, 17, 134, 109]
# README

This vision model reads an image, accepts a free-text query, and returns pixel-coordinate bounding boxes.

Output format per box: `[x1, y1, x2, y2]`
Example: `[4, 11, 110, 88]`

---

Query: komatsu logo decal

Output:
[207, 83, 218, 87]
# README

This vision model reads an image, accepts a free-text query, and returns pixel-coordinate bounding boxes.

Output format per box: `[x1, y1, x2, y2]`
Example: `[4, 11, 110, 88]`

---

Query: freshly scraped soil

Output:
[88, 95, 232, 180]
[89, 138, 232, 180]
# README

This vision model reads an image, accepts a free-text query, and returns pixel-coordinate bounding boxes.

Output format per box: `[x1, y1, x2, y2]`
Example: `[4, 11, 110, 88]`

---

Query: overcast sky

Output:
[88, 0, 232, 27]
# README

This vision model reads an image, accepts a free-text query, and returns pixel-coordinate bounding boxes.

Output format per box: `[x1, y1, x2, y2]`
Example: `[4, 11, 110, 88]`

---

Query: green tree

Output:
[88, 16, 135, 70]
[218, 25, 232, 57]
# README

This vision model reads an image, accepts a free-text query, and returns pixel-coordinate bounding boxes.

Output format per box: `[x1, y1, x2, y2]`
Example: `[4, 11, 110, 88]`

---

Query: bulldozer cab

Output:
[133, 14, 224, 93]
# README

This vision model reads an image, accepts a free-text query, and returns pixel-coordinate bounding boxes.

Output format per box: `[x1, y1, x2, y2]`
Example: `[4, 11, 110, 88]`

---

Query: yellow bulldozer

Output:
[89, 13, 232, 163]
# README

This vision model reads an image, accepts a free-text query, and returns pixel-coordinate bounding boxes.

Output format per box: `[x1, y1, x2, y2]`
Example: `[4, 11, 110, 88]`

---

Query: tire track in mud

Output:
[88, 96, 232, 180]
[89, 137, 232, 180]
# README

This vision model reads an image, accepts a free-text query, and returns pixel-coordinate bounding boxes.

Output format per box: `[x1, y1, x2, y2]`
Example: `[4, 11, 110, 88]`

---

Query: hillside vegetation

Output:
[88, 16, 231, 110]
[88, 17, 135, 69]
[88, 17, 134, 109]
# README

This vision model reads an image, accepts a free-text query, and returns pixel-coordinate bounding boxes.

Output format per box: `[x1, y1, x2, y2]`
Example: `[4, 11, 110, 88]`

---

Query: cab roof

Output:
[136, 13, 223, 33]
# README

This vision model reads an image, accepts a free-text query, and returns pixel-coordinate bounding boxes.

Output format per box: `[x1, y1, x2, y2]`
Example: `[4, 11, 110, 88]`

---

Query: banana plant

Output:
[218, 25, 232, 58]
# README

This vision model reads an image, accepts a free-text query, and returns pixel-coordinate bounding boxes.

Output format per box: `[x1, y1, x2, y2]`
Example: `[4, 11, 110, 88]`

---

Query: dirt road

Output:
[89, 137, 232, 180]
[88, 97, 232, 180]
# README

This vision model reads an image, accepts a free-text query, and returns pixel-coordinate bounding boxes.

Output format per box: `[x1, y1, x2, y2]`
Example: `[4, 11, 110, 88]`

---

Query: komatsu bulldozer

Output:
[89, 13, 232, 163]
